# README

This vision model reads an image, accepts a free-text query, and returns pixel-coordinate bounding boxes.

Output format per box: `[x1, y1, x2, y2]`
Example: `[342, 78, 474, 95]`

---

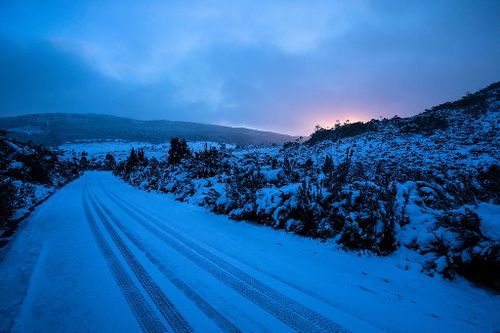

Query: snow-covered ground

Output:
[0, 172, 498, 332]
[57, 140, 236, 162]
[112, 84, 498, 287]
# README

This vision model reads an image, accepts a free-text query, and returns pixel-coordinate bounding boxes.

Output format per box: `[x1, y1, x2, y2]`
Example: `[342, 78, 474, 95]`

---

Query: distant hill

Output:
[0, 113, 296, 146]
[307, 81, 500, 145]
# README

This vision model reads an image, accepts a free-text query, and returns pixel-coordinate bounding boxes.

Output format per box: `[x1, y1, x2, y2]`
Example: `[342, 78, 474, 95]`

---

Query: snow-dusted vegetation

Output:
[113, 82, 500, 290]
[57, 140, 236, 164]
[0, 131, 81, 245]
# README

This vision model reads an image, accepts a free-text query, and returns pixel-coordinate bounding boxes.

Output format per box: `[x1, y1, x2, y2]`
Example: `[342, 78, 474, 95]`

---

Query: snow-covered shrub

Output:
[203, 187, 222, 211]
[225, 159, 266, 221]
[423, 209, 500, 288]
[112, 83, 499, 289]
[281, 156, 300, 183]
[0, 133, 82, 239]
[476, 164, 500, 204]
[287, 180, 325, 237]
[191, 146, 225, 178]
[335, 182, 398, 255]
[400, 113, 448, 134]
[0, 179, 15, 224]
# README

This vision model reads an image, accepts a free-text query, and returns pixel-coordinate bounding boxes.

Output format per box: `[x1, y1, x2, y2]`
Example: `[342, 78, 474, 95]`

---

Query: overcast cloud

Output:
[1, 0, 499, 135]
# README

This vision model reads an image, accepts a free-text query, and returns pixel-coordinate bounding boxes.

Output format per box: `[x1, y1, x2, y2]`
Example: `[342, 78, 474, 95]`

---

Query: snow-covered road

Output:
[1, 172, 499, 332]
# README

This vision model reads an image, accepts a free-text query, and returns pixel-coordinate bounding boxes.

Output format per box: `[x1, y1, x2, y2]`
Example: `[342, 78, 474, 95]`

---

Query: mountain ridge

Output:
[0, 113, 296, 146]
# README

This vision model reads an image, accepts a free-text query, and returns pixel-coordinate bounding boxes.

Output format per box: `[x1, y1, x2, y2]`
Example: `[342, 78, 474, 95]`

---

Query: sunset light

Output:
[1, 1, 499, 332]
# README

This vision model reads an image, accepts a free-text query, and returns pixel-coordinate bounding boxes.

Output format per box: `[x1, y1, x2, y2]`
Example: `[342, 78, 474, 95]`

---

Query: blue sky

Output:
[1, 1, 499, 135]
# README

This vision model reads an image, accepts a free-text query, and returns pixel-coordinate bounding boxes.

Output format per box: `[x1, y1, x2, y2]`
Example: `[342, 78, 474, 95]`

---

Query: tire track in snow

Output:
[82, 187, 167, 333]
[100, 185, 350, 333]
[86, 191, 193, 333]
[88, 189, 241, 333]
[104, 191, 309, 332]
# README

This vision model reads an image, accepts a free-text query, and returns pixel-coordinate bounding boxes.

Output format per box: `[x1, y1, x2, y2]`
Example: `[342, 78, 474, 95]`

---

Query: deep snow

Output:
[0, 172, 498, 332]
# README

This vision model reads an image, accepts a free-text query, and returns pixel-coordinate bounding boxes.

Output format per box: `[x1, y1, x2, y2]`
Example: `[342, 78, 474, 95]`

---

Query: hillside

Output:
[307, 81, 499, 144]
[0, 113, 295, 146]
[0, 131, 81, 246]
[111, 82, 499, 290]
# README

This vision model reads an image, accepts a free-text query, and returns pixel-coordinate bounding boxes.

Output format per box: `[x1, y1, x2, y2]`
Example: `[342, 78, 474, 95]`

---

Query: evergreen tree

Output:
[137, 148, 148, 166]
[168, 137, 191, 165]
[104, 153, 116, 170]
[79, 151, 89, 171]
[124, 148, 139, 177]
[127, 148, 139, 167]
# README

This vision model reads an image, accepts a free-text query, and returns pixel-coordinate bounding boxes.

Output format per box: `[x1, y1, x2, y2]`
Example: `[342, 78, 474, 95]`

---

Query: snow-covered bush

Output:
[423, 209, 499, 288]
[0, 132, 82, 241]
[115, 144, 406, 254]
[113, 82, 499, 290]
[0, 179, 15, 224]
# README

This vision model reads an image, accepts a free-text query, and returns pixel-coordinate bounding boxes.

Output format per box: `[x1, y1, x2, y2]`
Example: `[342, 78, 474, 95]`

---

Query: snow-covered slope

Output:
[1, 172, 498, 332]
[0, 133, 81, 244]
[115, 82, 499, 290]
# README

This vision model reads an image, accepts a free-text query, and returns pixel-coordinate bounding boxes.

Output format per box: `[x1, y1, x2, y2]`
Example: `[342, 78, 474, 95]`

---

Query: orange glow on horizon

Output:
[304, 107, 374, 134]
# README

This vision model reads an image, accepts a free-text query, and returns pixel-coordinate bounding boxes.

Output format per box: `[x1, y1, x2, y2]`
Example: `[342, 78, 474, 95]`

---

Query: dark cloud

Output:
[0, 1, 499, 135]
[0, 38, 212, 122]
[0, 39, 119, 114]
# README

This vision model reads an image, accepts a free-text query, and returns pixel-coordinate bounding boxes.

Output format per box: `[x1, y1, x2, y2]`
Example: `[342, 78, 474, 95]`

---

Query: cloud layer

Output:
[1, 0, 499, 135]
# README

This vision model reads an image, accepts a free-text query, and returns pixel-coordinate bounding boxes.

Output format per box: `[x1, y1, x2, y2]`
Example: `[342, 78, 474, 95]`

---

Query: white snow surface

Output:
[476, 203, 500, 241]
[0, 172, 498, 332]
[57, 140, 236, 162]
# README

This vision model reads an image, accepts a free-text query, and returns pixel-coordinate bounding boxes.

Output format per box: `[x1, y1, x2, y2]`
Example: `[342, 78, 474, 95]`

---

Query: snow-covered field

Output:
[57, 140, 236, 162]
[0, 172, 498, 332]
